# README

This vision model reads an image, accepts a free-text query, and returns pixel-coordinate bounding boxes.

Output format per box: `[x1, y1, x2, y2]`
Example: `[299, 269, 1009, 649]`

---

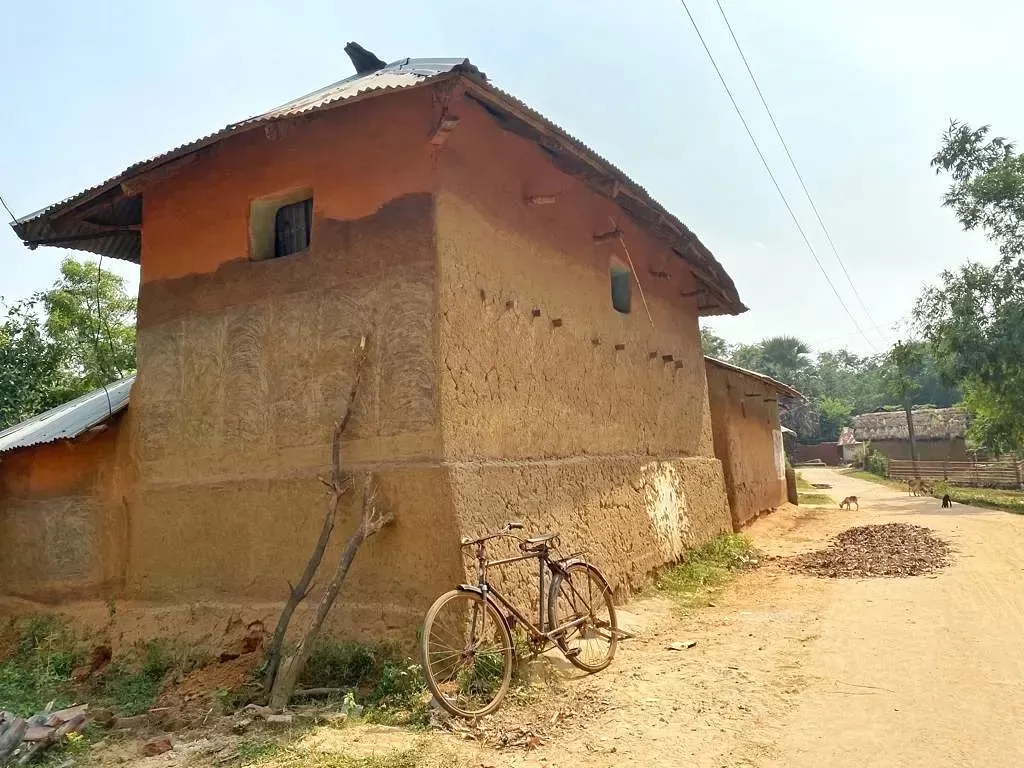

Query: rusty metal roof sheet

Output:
[0, 375, 134, 455]
[705, 356, 804, 400]
[11, 58, 481, 262]
[10, 52, 744, 314]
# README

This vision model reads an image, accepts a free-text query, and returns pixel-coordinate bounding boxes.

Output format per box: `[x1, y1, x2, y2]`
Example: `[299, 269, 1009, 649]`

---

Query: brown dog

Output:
[840, 496, 859, 510]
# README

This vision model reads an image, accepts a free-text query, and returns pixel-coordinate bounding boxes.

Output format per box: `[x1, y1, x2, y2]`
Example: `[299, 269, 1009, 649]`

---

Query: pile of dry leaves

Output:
[789, 523, 950, 578]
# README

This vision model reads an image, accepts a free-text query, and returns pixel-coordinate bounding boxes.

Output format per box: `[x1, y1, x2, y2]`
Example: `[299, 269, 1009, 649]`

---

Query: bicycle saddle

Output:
[521, 532, 557, 551]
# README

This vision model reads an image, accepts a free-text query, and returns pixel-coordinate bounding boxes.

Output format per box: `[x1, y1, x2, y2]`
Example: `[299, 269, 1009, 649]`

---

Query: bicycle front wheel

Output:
[548, 562, 618, 672]
[420, 589, 514, 718]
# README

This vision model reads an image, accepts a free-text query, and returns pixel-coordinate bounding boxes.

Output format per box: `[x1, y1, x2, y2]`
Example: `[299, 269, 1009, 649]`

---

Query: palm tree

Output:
[757, 336, 811, 383]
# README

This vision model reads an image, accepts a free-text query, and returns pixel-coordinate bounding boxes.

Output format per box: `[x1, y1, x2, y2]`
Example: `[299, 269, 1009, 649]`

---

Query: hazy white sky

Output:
[1, 0, 1018, 356]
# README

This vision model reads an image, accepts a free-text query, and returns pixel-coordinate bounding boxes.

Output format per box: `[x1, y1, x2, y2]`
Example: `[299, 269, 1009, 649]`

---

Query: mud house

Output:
[704, 358, 802, 528]
[852, 408, 969, 462]
[3, 47, 747, 637]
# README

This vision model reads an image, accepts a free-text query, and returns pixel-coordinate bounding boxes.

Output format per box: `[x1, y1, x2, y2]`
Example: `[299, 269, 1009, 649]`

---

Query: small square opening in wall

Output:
[250, 188, 313, 261]
[610, 259, 632, 314]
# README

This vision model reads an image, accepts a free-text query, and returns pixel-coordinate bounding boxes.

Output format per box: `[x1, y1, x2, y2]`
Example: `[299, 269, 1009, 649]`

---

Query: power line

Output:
[713, 0, 889, 347]
[0, 192, 16, 223]
[677, 0, 879, 354]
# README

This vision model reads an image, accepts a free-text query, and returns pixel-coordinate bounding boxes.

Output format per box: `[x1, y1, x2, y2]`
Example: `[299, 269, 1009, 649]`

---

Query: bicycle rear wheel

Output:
[548, 562, 617, 672]
[420, 589, 514, 718]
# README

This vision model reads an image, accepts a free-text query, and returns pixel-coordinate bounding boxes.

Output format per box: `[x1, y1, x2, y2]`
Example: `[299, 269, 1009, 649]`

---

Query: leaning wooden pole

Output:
[262, 335, 370, 697]
[268, 473, 393, 709]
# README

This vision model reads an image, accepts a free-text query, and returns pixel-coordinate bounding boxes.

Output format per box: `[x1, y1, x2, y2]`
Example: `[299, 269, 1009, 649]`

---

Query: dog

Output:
[840, 495, 859, 510]
[941, 493, 952, 508]
[907, 478, 932, 496]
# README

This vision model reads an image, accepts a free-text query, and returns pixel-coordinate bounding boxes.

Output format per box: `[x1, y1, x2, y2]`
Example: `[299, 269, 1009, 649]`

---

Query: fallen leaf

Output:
[526, 734, 542, 750]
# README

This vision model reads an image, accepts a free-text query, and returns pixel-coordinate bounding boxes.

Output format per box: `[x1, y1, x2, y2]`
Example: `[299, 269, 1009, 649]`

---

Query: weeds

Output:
[657, 534, 759, 607]
[90, 639, 179, 715]
[0, 617, 209, 718]
[0, 616, 82, 715]
[301, 640, 429, 727]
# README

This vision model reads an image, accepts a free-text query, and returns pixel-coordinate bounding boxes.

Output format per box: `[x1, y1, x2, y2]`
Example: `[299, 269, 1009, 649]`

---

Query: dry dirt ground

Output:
[88, 469, 1024, 767]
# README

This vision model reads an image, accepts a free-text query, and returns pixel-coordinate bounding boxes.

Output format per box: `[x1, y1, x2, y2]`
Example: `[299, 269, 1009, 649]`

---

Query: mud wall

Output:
[705, 362, 786, 529]
[869, 438, 970, 463]
[0, 416, 130, 601]
[435, 97, 732, 600]
[792, 443, 842, 466]
[130, 89, 464, 638]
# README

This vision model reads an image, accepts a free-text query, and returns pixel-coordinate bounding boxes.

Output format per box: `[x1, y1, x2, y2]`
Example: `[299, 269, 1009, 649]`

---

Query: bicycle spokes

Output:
[421, 591, 514, 717]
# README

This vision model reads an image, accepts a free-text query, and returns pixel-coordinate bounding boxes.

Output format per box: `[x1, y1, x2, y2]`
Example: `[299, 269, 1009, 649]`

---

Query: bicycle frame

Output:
[464, 538, 590, 644]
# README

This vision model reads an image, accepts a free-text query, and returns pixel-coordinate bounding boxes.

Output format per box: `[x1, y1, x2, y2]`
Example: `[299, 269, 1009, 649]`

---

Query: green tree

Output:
[700, 326, 731, 359]
[817, 396, 852, 442]
[43, 258, 136, 388]
[0, 258, 136, 430]
[883, 341, 926, 465]
[915, 262, 1024, 452]
[920, 120, 1024, 452]
[931, 121, 1024, 261]
[0, 300, 67, 428]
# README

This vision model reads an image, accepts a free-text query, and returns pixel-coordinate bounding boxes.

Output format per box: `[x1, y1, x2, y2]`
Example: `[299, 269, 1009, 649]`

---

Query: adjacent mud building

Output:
[3, 48, 752, 636]
[704, 358, 801, 528]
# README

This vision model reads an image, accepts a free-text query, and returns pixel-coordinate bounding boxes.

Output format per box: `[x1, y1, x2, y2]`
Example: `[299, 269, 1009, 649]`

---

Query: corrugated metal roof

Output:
[11, 58, 480, 263]
[705, 356, 804, 400]
[10, 50, 744, 313]
[0, 376, 134, 455]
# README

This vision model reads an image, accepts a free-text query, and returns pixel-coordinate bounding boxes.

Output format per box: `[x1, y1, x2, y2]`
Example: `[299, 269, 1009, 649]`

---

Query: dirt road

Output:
[477, 468, 1024, 768]
[90, 470, 1024, 767]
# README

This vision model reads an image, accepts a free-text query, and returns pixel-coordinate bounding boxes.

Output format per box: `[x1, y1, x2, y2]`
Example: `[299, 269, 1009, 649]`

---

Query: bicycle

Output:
[419, 521, 618, 718]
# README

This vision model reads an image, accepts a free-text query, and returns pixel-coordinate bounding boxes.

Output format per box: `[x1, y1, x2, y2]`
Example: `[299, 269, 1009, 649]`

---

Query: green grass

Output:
[930, 483, 1024, 514]
[656, 534, 760, 606]
[0, 617, 210, 718]
[843, 469, 1024, 514]
[797, 492, 834, 506]
[300, 640, 429, 728]
[92, 638, 207, 715]
[0, 616, 81, 715]
[795, 472, 813, 491]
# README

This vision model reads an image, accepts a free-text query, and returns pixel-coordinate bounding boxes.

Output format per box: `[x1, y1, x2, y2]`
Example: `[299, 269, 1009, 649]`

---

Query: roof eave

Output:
[705, 356, 804, 400]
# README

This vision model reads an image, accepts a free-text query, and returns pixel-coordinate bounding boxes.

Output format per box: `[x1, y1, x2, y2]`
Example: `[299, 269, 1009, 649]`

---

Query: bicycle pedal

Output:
[564, 647, 581, 659]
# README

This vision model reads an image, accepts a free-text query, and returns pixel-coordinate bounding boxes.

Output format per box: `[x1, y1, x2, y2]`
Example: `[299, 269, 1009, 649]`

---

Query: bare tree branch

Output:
[262, 335, 369, 696]
[268, 472, 393, 709]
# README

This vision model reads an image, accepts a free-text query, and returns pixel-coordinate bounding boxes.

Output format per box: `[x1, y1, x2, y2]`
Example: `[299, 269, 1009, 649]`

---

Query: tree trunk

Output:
[905, 402, 919, 475]
[262, 335, 369, 697]
[262, 498, 338, 694]
[267, 474, 392, 710]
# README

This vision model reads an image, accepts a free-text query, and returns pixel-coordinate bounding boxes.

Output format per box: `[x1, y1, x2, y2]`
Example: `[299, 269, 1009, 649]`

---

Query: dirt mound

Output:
[789, 523, 950, 578]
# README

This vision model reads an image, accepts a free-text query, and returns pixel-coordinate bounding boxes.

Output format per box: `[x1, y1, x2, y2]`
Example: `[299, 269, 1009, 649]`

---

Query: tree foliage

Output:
[0, 258, 137, 430]
[917, 120, 1024, 452]
[710, 334, 958, 444]
[931, 121, 1024, 261]
[700, 326, 731, 359]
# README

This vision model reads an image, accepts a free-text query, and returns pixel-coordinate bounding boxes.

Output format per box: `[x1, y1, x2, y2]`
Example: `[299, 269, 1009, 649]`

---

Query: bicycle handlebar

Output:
[460, 520, 525, 547]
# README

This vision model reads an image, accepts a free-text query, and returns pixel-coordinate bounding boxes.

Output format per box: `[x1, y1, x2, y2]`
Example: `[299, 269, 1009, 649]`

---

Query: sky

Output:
[1, 0, 1019, 357]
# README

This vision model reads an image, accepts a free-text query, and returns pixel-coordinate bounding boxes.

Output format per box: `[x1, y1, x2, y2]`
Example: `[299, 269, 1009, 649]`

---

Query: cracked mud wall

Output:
[127, 90, 464, 638]
[435, 98, 732, 601]
[0, 415, 131, 602]
[706, 362, 786, 528]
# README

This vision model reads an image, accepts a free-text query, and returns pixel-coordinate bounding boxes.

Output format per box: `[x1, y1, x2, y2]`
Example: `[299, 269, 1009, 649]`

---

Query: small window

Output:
[250, 188, 313, 261]
[610, 260, 632, 314]
[274, 198, 312, 258]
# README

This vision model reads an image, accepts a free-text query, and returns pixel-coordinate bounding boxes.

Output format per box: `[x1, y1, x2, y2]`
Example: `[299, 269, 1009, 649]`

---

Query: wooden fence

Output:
[888, 458, 1024, 489]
